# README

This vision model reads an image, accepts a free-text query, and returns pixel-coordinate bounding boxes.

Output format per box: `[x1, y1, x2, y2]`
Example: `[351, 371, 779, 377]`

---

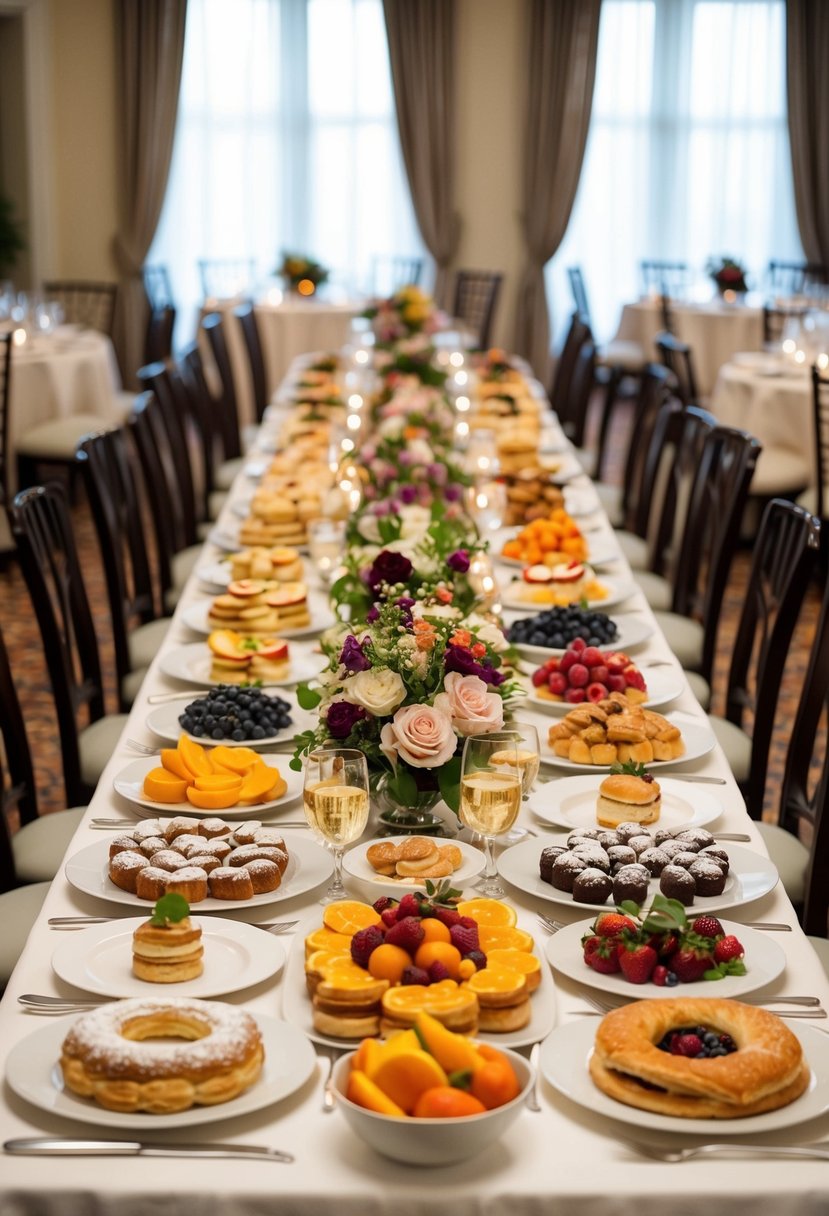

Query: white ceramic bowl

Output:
[332, 1046, 533, 1165]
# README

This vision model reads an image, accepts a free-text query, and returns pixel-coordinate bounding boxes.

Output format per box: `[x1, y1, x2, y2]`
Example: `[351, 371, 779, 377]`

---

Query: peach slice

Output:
[370, 1051, 448, 1114]
[207, 629, 249, 661]
[193, 774, 243, 792]
[143, 767, 189, 804]
[209, 746, 261, 775]
[227, 579, 268, 598]
[346, 1070, 405, 1118]
[258, 773, 287, 803]
[177, 735, 213, 779]
[238, 764, 282, 803]
[160, 749, 195, 784]
[185, 785, 243, 810]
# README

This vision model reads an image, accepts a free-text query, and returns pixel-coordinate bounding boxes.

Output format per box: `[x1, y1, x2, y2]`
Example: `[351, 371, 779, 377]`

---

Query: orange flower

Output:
[449, 629, 471, 647]
[436, 587, 454, 604]
[471, 643, 487, 658]
[413, 619, 437, 651]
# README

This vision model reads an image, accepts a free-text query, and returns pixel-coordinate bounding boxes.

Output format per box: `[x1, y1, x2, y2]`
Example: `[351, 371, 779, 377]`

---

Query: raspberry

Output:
[381, 907, 400, 929]
[401, 965, 430, 986]
[466, 949, 487, 970]
[384, 915, 425, 955]
[372, 896, 395, 913]
[450, 921, 480, 955]
[434, 907, 461, 928]
[350, 924, 385, 970]
[692, 916, 725, 939]
[428, 960, 451, 982]
[652, 965, 668, 986]
[397, 893, 422, 920]
[531, 667, 548, 687]
[671, 1033, 703, 1057]
[713, 935, 744, 964]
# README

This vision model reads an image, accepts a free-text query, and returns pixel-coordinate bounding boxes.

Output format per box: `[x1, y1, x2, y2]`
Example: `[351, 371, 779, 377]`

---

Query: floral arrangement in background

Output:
[292, 598, 521, 811]
[368, 380, 455, 439]
[363, 284, 445, 345]
[278, 252, 329, 293]
[706, 256, 749, 295]
[373, 334, 448, 388]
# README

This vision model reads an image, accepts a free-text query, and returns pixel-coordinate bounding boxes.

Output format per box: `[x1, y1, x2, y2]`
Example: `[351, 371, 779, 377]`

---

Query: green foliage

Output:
[149, 893, 190, 926]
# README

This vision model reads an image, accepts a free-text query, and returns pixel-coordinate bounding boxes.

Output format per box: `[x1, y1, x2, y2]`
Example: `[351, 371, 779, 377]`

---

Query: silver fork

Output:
[317, 1047, 344, 1113]
[125, 739, 160, 756]
[620, 1139, 829, 1163]
[537, 914, 566, 933]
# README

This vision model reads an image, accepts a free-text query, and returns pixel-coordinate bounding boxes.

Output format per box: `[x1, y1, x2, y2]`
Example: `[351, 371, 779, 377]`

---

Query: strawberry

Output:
[450, 921, 480, 955]
[433, 906, 461, 928]
[583, 934, 621, 974]
[652, 964, 669, 986]
[692, 915, 725, 939]
[713, 935, 744, 964]
[401, 965, 430, 986]
[380, 907, 400, 929]
[653, 931, 679, 960]
[350, 924, 385, 969]
[384, 915, 425, 954]
[428, 960, 451, 982]
[618, 942, 658, 984]
[397, 893, 422, 920]
[593, 912, 636, 938]
[372, 896, 395, 913]
[671, 944, 714, 983]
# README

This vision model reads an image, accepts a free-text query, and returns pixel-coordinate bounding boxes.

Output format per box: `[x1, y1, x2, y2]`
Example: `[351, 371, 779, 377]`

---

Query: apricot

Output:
[193, 774, 243, 792]
[413, 1011, 481, 1074]
[413, 940, 462, 979]
[177, 735, 213, 778]
[238, 763, 282, 803]
[185, 785, 243, 810]
[412, 1087, 486, 1118]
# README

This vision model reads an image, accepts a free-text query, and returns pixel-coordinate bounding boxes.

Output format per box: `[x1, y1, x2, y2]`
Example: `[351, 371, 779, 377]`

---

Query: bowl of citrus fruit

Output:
[332, 1010, 533, 1164]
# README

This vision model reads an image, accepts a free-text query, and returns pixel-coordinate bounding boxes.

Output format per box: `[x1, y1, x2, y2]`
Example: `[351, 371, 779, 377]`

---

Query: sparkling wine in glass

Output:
[459, 736, 522, 898]
[488, 722, 541, 844]
[303, 748, 370, 903]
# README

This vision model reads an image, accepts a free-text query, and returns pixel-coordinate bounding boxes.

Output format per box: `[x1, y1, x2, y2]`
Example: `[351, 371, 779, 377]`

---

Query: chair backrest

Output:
[452, 270, 503, 349]
[130, 391, 188, 598]
[640, 259, 688, 298]
[135, 361, 199, 543]
[669, 426, 761, 682]
[811, 365, 829, 521]
[761, 303, 808, 348]
[725, 498, 821, 818]
[567, 267, 591, 327]
[0, 621, 39, 891]
[372, 256, 424, 295]
[619, 363, 674, 531]
[767, 259, 828, 297]
[555, 337, 596, 450]
[10, 482, 106, 806]
[198, 258, 256, 301]
[233, 302, 269, 423]
[42, 280, 118, 337]
[201, 313, 243, 460]
[0, 332, 11, 514]
[655, 330, 699, 405]
[180, 342, 220, 505]
[548, 312, 592, 412]
[75, 428, 157, 711]
[144, 305, 176, 366]
[143, 264, 173, 310]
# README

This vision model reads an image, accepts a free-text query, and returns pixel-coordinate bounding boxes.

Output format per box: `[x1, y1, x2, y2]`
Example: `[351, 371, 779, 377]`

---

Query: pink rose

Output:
[433, 672, 505, 737]
[379, 704, 457, 769]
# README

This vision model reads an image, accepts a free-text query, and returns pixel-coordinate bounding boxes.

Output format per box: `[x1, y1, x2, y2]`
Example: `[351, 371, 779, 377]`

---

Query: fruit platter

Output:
[505, 607, 653, 660]
[528, 643, 683, 714]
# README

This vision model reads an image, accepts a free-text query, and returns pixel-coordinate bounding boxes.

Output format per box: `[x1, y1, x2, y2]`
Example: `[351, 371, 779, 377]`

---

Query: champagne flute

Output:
[488, 722, 541, 844]
[303, 748, 370, 903]
[459, 735, 522, 898]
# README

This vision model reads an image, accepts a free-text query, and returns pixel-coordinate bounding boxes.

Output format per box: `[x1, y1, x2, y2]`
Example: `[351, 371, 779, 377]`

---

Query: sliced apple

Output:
[523, 564, 554, 584]
[264, 582, 307, 607]
[207, 629, 250, 661]
[549, 562, 586, 583]
[254, 638, 289, 661]
[228, 579, 268, 598]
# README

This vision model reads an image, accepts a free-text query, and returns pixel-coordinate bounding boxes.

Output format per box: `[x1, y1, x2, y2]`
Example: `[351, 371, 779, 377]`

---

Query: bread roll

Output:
[596, 773, 661, 828]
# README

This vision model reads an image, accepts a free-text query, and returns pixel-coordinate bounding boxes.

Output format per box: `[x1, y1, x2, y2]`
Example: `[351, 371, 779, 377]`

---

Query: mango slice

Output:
[346, 1070, 405, 1117]
[143, 767, 189, 804]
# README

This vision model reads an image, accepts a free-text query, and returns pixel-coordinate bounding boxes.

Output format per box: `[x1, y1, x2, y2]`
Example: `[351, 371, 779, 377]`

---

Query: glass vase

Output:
[372, 771, 447, 836]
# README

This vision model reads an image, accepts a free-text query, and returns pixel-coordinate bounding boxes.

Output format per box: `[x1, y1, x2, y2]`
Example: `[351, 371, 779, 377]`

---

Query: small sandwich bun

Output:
[596, 773, 661, 828]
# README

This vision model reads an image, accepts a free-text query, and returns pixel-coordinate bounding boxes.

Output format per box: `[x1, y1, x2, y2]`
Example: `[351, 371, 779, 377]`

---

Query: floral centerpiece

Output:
[278, 252, 329, 294]
[363, 284, 445, 345]
[706, 256, 749, 296]
[292, 597, 522, 818]
[367, 380, 455, 438]
[373, 334, 448, 388]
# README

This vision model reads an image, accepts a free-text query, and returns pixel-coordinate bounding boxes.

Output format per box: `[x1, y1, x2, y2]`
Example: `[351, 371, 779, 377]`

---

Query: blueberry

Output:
[191, 725, 205, 737]
[665, 972, 678, 986]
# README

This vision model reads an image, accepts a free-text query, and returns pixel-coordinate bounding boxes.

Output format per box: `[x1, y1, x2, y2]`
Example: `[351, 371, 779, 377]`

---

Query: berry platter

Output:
[503, 611, 653, 661]
[528, 662, 684, 715]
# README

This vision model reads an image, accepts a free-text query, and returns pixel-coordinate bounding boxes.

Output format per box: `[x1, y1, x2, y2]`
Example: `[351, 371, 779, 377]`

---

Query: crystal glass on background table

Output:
[459, 736, 522, 898]
[308, 517, 346, 585]
[303, 748, 370, 903]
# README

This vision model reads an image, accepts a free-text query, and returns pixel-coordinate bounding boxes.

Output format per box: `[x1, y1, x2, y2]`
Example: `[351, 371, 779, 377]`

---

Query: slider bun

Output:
[598, 774, 661, 805]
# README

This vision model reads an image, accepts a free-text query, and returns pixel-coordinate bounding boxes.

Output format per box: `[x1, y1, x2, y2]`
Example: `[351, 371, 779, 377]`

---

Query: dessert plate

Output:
[497, 838, 778, 915]
[144, 697, 315, 752]
[207, 522, 243, 551]
[65, 833, 333, 913]
[112, 755, 302, 815]
[281, 913, 556, 1052]
[179, 594, 336, 640]
[526, 666, 685, 716]
[504, 613, 654, 661]
[525, 774, 722, 832]
[545, 917, 786, 1000]
[158, 640, 327, 689]
[496, 538, 621, 572]
[6, 1013, 316, 1131]
[342, 835, 485, 896]
[535, 713, 716, 773]
[538, 1019, 829, 1136]
[51, 916, 286, 999]
[501, 577, 638, 614]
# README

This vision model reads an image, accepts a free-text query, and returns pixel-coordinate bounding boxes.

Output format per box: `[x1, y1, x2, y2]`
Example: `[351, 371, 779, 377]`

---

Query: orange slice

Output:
[464, 966, 528, 1005]
[304, 926, 353, 959]
[259, 773, 287, 803]
[456, 898, 518, 928]
[142, 768, 189, 803]
[486, 948, 542, 990]
[193, 774, 242, 792]
[160, 749, 194, 783]
[209, 745, 261, 775]
[346, 1070, 405, 1117]
[238, 763, 282, 803]
[477, 925, 535, 953]
[383, 980, 476, 1018]
[322, 900, 381, 937]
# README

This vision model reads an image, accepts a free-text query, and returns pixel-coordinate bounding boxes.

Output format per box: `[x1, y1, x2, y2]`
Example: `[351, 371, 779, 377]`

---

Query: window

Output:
[150, 0, 424, 340]
[548, 0, 802, 340]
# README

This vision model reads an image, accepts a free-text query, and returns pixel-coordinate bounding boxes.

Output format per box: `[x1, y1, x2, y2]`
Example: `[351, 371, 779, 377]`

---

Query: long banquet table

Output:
[2, 357, 829, 1215]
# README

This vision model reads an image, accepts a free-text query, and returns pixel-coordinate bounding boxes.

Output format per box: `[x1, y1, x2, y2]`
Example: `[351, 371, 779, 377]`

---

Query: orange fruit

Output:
[304, 926, 352, 959]
[412, 1087, 486, 1118]
[160, 749, 194, 783]
[420, 918, 452, 944]
[477, 925, 534, 953]
[413, 940, 462, 979]
[367, 943, 412, 984]
[371, 1051, 448, 1114]
[470, 1045, 522, 1110]
[322, 900, 381, 937]
[456, 898, 517, 928]
[486, 948, 542, 990]
[142, 768, 188, 803]
[177, 735, 213, 778]
[238, 763, 281, 802]
[186, 785, 242, 810]
[458, 958, 477, 980]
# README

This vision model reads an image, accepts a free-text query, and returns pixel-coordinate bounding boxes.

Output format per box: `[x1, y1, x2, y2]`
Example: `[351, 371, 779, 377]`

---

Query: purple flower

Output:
[444, 483, 462, 502]
[395, 595, 415, 626]
[326, 701, 367, 739]
[398, 450, 412, 466]
[368, 550, 413, 591]
[366, 603, 380, 623]
[399, 484, 418, 505]
[444, 644, 506, 685]
[447, 549, 470, 574]
[428, 462, 448, 486]
[339, 634, 371, 672]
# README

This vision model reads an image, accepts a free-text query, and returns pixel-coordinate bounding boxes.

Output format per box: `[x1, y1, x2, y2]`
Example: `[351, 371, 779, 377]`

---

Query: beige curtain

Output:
[382, 0, 460, 306]
[787, 0, 829, 267]
[514, 0, 600, 379]
[112, 0, 187, 386]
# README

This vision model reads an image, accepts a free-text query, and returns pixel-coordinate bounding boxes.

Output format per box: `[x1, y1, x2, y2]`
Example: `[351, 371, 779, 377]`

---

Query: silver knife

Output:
[4, 1137, 293, 1162]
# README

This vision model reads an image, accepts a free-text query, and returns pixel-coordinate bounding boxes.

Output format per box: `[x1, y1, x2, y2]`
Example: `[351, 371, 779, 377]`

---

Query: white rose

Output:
[399, 504, 432, 541]
[433, 671, 505, 737]
[358, 515, 381, 543]
[340, 667, 407, 716]
[465, 614, 509, 653]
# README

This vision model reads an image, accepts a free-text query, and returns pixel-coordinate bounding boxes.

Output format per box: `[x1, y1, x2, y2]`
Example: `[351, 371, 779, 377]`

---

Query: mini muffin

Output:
[671, 851, 701, 870]
[570, 844, 611, 873]
[628, 834, 655, 856]
[607, 844, 637, 870]
[572, 867, 612, 905]
[551, 853, 588, 893]
[612, 863, 650, 905]
[567, 828, 602, 847]
[660, 864, 696, 905]
[689, 857, 727, 896]
[674, 828, 715, 849]
[615, 822, 652, 845]
[700, 846, 730, 873]
[539, 845, 568, 883]
[638, 846, 670, 876]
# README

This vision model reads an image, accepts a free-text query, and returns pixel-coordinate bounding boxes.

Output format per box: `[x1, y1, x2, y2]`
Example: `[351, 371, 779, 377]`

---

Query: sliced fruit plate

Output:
[528, 662, 684, 715]
[158, 639, 327, 690]
[501, 572, 637, 614]
[112, 753, 303, 816]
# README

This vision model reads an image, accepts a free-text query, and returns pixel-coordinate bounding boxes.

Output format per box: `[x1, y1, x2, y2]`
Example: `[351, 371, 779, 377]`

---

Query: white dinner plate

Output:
[536, 714, 716, 773]
[180, 594, 336, 639]
[144, 695, 314, 752]
[496, 838, 778, 915]
[525, 775, 722, 832]
[196, 559, 233, 591]
[207, 523, 243, 551]
[65, 833, 333, 912]
[158, 640, 327, 689]
[526, 665, 685, 716]
[563, 487, 600, 517]
[501, 576, 638, 614]
[112, 755, 303, 815]
[503, 613, 654, 661]
[6, 1012, 316, 1131]
[545, 917, 786, 1001]
[51, 916, 286, 999]
[539, 1019, 829, 1136]
[341, 835, 486, 896]
[281, 913, 556, 1051]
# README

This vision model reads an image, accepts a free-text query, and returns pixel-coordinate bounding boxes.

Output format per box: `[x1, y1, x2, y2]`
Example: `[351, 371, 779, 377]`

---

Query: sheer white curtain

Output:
[150, 0, 424, 345]
[547, 0, 802, 342]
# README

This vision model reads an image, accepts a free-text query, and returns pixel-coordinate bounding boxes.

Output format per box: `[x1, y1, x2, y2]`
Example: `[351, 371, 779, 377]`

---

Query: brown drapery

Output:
[112, 0, 187, 386]
[787, 0, 829, 267]
[382, 0, 460, 307]
[514, 0, 600, 379]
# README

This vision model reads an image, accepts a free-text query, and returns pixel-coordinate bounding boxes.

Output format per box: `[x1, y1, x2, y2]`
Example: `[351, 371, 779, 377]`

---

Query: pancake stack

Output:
[207, 580, 310, 634]
[132, 898, 204, 983]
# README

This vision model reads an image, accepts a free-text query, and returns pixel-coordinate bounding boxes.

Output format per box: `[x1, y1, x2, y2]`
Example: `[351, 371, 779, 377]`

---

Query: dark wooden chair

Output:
[762, 303, 808, 347]
[0, 332, 13, 558]
[767, 260, 828, 298]
[452, 270, 503, 349]
[198, 258, 256, 301]
[201, 313, 243, 463]
[655, 330, 700, 405]
[806, 365, 829, 523]
[180, 342, 225, 512]
[136, 361, 201, 544]
[567, 267, 591, 326]
[234, 302, 269, 424]
[10, 483, 129, 807]
[548, 312, 592, 414]
[639, 259, 688, 299]
[595, 363, 674, 530]
[143, 262, 176, 366]
[75, 428, 170, 710]
[372, 256, 424, 295]
[42, 280, 118, 336]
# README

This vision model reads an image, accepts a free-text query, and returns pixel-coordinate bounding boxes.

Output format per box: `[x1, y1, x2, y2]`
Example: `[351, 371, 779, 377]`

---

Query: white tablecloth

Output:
[615, 299, 764, 397]
[2, 376, 829, 1213]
